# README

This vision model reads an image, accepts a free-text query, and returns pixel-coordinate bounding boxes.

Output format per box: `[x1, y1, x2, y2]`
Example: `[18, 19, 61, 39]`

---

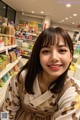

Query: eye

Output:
[59, 49, 67, 53]
[41, 49, 50, 54]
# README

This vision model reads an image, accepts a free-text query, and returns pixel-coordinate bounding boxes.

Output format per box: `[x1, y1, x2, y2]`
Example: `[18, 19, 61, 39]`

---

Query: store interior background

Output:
[0, 0, 80, 73]
[2, 0, 80, 74]
[0, 0, 80, 106]
[1, 0, 80, 39]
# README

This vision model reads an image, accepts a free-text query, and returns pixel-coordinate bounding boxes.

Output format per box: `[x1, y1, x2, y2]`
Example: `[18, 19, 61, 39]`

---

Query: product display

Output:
[0, 18, 22, 108]
[68, 44, 80, 82]
[18, 40, 34, 58]
[16, 32, 37, 58]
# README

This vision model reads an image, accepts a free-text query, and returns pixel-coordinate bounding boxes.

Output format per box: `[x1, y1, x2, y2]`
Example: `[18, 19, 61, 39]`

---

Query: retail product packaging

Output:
[0, 39, 4, 48]
[9, 51, 17, 63]
[0, 79, 5, 87]
[3, 18, 8, 24]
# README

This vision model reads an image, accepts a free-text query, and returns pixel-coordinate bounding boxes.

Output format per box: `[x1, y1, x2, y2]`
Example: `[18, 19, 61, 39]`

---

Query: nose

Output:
[50, 50, 59, 61]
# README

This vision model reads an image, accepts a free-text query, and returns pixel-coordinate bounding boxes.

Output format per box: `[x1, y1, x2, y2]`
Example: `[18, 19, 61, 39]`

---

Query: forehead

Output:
[56, 35, 66, 45]
[42, 34, 67, 47]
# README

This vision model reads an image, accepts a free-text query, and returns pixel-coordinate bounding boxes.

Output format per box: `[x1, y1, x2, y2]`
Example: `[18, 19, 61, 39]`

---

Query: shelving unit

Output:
[0, 34, 15, 37]
[0, 44, 18, 53]
[0, 56, 21, 79]
[0, 76, 11, 93]
[24, 32, 37, 37]
[16, 35, 36, 58]
[68, 63, 80, 87]
[0, 33, 21, 107]
[0, 76, 13, 108]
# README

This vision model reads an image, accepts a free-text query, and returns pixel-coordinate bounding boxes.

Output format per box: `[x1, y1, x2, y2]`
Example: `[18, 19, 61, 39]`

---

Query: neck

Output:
[38, 72, 55, 93]
[38, 73, 47, 93]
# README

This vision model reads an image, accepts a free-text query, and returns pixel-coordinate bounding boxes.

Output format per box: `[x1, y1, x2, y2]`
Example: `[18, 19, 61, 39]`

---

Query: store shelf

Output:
[0, 34, 15, 37]
[26, 32, 37, 37]
[23, 39, 36, 42]
[16, 38, 36, 42]
[21, 54, 30, 59]
[0, 76, 11, 93]
[0, 76, 12, 108]
[0, 44, 18, 53]
[0, 56, 21, 79]
[19, 57, 28, 66]
[16, 32, 37, 37]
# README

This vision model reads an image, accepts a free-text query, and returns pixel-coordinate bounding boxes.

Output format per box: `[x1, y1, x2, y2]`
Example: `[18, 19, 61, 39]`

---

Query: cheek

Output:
[40, 56, 46, 63]
[40, 55, 49, 66]
[62, 54, 72, 64]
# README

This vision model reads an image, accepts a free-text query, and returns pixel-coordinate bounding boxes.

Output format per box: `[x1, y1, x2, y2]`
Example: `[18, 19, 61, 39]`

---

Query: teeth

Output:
[51, 66, 59, 67]
[50, 65, 60, 67]
[48, 64, 62, 67]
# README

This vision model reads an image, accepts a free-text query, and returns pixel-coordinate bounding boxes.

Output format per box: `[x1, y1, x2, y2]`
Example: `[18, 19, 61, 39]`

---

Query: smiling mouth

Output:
[48, 64, 62, 70]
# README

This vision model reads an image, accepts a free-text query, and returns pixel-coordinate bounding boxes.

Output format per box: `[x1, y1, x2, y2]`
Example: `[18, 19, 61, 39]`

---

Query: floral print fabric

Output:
[2, 71, 80, 120]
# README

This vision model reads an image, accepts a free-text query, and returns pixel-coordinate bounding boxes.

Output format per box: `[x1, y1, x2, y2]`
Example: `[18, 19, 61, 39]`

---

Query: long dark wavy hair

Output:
[17, 27, 74, 94]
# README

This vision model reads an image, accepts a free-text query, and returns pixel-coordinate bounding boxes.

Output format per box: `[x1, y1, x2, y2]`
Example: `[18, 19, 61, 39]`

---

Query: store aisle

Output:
[19, 58, 28, 66]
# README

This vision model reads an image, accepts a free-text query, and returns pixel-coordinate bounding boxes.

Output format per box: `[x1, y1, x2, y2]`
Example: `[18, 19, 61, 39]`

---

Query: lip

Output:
[48, 64, 62, 70]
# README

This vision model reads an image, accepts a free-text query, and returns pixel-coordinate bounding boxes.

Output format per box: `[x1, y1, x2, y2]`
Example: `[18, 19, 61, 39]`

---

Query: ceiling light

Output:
[41, 11, 44, 14]
[62, 20, 64, 22]
[65, 18, 68, 20]
[32, 11, 34, 13]
[73, 14, 77, 16]
[66, 4, 71, 7]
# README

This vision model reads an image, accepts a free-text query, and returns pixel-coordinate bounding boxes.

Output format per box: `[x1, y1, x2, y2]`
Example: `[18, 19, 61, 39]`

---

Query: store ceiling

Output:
[2, 0, 80, 29]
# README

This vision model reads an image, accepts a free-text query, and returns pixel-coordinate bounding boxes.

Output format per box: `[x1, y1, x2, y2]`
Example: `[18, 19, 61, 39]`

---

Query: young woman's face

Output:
[40, 36, 72, 81]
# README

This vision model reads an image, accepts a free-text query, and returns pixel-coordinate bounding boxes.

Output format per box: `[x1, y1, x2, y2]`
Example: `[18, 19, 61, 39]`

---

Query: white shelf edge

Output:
[0, 44, 18, 53]
[16, 38, 36, 42]
[0, 56, 21, 79]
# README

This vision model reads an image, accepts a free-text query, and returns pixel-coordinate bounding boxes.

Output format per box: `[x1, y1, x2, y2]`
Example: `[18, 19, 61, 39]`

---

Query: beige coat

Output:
[2, 71, 80, 120]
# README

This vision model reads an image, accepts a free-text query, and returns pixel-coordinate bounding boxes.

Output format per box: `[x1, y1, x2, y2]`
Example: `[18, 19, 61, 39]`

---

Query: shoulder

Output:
[57, 76, 80, 101]
[64, 76, 80, 94]
[65, 76, 80, 90]
[18, 69, 27, 83]
[57, 77, 80, 111]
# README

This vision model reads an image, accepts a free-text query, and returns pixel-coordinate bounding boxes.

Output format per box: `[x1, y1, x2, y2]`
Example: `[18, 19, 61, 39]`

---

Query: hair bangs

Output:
[42, 33, 67, 47]
[42, 34, 57, 47]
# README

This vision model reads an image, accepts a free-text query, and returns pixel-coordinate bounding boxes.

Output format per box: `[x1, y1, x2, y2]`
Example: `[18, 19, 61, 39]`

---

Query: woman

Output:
[2, 27, 80, 120]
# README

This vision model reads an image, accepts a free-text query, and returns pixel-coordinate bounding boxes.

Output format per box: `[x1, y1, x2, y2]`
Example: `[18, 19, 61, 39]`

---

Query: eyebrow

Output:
[42, 44, 68, 49]
[57, 45, 67, 47]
